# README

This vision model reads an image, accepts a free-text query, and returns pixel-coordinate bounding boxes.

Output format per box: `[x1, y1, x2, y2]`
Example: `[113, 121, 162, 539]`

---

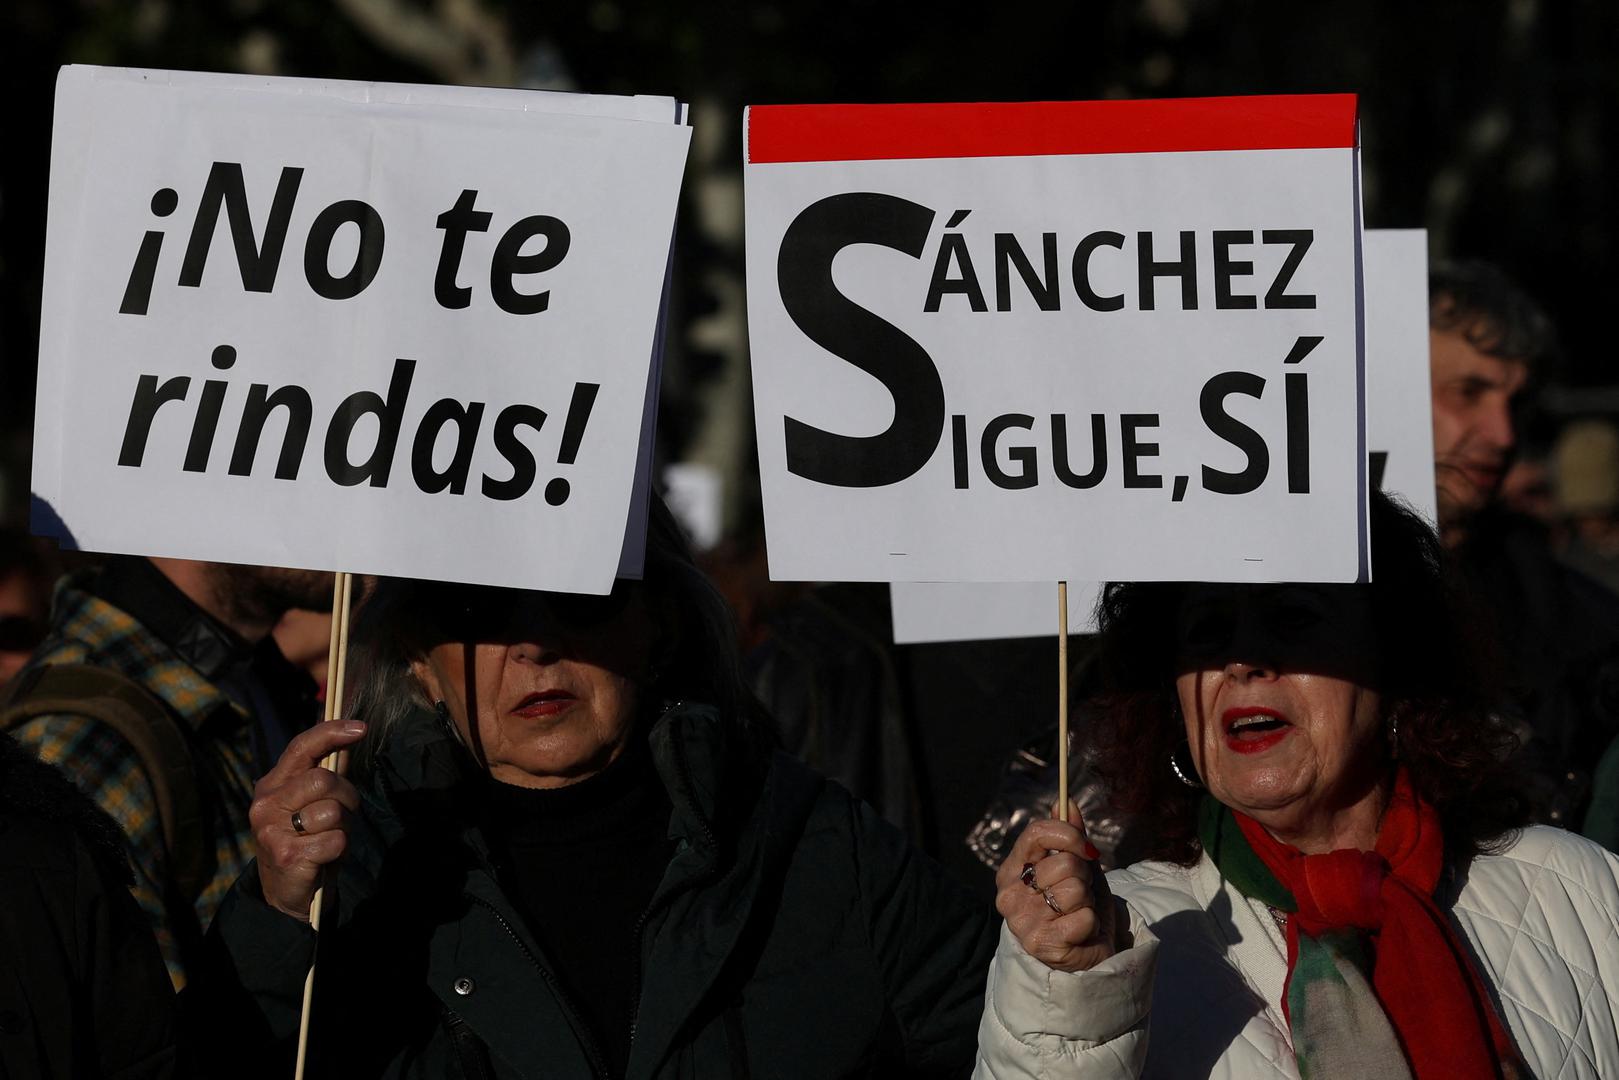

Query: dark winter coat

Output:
[1456, 508, 1619, 826]
[0, 732, 179, 1079]
[195, 702, 997, 1079]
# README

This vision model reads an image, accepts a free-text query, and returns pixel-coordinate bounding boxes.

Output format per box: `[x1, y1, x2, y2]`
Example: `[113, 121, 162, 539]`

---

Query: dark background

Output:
[3, 0, 1616, 516]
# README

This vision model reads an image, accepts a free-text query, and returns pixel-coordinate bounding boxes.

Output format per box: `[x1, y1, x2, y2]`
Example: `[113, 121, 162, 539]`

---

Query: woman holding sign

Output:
[976, 495, 1619, 1079]
[196, 498, 995, 1079]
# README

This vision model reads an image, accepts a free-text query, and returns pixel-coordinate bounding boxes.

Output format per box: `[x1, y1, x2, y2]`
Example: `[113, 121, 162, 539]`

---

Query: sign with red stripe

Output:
[747, 95, 1358, 164]
[744, 95, 1368, 585]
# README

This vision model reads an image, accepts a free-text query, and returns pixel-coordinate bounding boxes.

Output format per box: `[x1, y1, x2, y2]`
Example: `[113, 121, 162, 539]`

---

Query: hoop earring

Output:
[1169, 742, 1204, 789]
[1387, 713, 1400, 759]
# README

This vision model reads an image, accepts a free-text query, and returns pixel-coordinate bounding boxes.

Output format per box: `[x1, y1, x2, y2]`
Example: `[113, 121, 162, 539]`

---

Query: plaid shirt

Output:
[11, 566, 302, 989]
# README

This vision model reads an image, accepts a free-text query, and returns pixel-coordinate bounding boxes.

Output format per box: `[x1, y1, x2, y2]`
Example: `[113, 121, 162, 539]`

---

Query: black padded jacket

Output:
[193, 702, 996, 1079]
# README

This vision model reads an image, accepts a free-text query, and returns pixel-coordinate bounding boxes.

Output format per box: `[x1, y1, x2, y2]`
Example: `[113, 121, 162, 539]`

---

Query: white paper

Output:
[1362, 229, 1436, 524]
[34, 66, 691, 593]
[890, 580, 1105, 643]
[746, 101, 1367, 585]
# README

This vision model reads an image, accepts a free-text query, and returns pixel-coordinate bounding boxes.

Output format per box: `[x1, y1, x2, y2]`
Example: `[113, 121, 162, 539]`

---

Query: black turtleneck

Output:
[479, 733, 674, 1079]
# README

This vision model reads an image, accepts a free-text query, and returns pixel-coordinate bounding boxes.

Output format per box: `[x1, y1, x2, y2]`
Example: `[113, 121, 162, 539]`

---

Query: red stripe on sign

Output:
[747, 95, 1358, 164]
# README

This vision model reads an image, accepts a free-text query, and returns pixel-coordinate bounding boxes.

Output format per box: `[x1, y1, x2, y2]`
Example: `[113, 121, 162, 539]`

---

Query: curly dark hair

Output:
[1087, 493, 1530, 866]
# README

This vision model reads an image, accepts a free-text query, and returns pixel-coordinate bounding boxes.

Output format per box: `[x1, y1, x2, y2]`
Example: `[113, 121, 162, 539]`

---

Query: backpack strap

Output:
[0, 664, 212, 905]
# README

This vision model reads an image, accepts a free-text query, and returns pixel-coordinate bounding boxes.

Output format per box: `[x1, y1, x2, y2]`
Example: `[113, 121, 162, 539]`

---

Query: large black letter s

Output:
[776, 193, 943, 487]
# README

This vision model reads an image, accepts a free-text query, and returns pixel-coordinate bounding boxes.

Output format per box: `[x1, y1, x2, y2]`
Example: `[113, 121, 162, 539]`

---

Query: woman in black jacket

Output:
[199, 499, 995, 1079]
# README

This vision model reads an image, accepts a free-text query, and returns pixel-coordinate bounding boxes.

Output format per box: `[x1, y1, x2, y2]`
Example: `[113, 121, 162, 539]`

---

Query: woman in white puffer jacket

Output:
[976, 496, 1619, 1080]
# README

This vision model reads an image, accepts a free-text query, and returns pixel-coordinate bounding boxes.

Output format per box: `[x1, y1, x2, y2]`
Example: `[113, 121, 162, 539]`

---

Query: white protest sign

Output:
[889, 580, 1104, 645]
[888, 228, 1436, 644]
[745, 97, 1367, 585]
[1363, 228, 1435, 524]
[33, 66, 691, 593]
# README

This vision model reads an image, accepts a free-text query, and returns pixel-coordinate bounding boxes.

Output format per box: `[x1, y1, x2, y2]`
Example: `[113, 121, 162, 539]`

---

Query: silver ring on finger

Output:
[1043, 887, 1064, 916]
[291, 809, 308, 834]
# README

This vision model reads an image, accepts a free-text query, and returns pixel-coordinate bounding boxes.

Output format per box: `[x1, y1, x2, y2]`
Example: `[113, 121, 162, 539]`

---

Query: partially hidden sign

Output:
[34, 66, 691, 593]
[745, 96, 1366, 584]
[889, 229, 1436, 645]
[1362, 228, 1436, 525]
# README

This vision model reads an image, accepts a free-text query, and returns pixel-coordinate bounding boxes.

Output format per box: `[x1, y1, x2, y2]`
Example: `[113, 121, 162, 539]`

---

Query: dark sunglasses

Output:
[418, 581, 636, 642]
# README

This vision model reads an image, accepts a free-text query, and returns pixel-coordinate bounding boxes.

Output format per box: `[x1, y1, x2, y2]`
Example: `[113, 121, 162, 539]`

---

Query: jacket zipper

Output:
[443, 1008, 496, 1080]
[467, 893, 614, 1080]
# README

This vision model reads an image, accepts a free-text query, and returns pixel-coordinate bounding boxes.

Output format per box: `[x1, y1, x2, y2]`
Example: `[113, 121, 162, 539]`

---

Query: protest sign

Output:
[745, 96, 1367, 585]
[888, 228, 1435, 644]
[34, 66, 691, 593]
[1363, 228, 1436, 524]
[889, 580, 1103, 645]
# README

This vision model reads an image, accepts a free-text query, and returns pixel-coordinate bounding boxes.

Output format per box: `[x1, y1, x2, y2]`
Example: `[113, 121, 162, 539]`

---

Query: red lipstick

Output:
[1221, 706, 1292, 754]
[512, 690, 576, 718]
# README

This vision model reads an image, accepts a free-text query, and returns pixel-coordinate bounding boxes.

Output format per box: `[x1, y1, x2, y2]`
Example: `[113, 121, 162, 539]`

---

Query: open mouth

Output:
[1222, 707, 1292, 753]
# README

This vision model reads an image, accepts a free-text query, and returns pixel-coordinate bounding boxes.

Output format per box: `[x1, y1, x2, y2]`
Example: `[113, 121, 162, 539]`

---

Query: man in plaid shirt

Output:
[10, 555, 324, 988]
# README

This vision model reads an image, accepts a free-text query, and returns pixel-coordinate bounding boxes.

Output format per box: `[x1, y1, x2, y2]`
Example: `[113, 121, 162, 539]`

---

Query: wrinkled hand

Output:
[249, 720, 366, 922]
[995, 807, 1116, 972]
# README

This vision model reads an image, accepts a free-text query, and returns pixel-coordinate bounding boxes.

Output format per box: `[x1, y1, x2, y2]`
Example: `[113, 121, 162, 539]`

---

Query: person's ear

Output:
[410, 656, 446, 704]
[411, 655, 479, 752]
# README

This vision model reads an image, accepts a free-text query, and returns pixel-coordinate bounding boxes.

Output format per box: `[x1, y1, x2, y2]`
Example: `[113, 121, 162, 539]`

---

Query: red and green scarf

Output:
[1198, 770, 1523, 1080]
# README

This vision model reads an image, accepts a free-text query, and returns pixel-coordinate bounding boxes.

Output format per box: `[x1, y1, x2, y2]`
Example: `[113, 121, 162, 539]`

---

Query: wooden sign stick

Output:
[1057, 580, 1069, 824]
[293, 570, 354, 1080]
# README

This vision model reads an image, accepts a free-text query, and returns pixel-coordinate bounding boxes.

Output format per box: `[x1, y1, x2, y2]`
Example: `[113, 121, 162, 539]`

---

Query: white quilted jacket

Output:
[975, 826, 1619, 1079]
